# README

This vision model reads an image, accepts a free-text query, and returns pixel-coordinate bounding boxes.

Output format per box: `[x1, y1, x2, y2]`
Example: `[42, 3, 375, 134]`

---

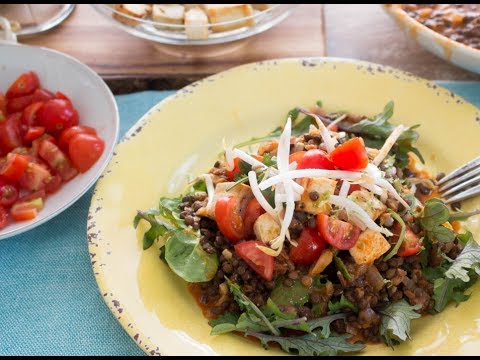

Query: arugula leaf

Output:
[134, 209, 169, 250]
[316, 100, 323, 108]
[304, 313, 346, 338]
[328, 295, 358, 315]
[158, 197, 185, 229]
[348, 101, 423, 168]
[210, 313, 240, 335]
[245, 331, 364, 356]
[432, 277, 471, 313]
[431, 225, 455, 243]
[227, 278, 280, 335]
[444, 233, 480, 282]
[379, 300, 421, 348]
[164, 229, 218, 282]
[420, 199, 450, 231]
[192, 178, 207, 192]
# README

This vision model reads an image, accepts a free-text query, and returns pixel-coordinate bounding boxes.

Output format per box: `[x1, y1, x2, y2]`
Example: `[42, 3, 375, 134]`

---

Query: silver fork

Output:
[437, 156, 480, 204]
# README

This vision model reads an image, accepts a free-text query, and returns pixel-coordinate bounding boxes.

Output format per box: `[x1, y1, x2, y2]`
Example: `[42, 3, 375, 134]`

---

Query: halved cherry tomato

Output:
[6, 71, 40, 99]
[297, 149, 335, 170]
[289, 227, 326, 265]
[38, 139, 78, 181]
[6, 94, 33, 114]
[21, 102, 44, 128]
[10, 197, 43, 222]
[316, 214, 361, 250]
[0, 205, 8, 229]
[19, 161, 52, 191]
[215, 195, 244, 242]
[68, 133, 104, 173]
[58, 125, 97, 152]
[0, 153, 28, 182]
[0, 92, 6, 121]
[243, 198, 266, 238]
[0, 113, 22, 153]
[36, 99, 79, 134]
[31, 88, 54, 103]
[23, 126, 46, 143]
[234, 240, 274, 281]
[288, 151, 306, 165]
[392, 222, 423, 257]
[30, 134, 55, 157]
[0, 181, 19, 207]
[329, 137, 369, 171]
[18, 189, 47, 203]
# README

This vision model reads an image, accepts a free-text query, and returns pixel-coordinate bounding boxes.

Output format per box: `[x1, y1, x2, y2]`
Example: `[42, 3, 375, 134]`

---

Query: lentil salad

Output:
[134, 100, 480, 356]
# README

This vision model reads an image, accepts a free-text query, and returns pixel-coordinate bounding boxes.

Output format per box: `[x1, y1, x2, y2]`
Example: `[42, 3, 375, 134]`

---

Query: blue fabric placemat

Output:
[0, 83, 479, 356]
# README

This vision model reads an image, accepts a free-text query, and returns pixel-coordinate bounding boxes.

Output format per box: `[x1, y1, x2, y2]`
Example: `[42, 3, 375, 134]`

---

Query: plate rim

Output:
[87, 56, 480, 356]
[0, 42, 119, 240]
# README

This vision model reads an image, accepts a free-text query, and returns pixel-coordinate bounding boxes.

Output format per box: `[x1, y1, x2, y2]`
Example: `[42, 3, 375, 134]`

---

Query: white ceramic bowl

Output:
[383, 4, 480, 74]
[0, 42, 119, 240]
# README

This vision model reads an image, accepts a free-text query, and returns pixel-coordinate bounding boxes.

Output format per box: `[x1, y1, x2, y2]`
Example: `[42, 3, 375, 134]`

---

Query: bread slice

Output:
[184, 7, 209, 40]
[113, 4, 151, 26]
[252, 4, 271, 11]
[205, 4, 255, 32]
[152, 4, 184, 30]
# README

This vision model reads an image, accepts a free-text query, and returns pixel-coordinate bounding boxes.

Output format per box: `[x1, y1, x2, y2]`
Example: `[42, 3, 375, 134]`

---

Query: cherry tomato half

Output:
[215, 195, 244, 243]
[316, 214, 361, 250]
[329, 137, 369, 171]
[289, 227, 326, 265]
[0, 181, 19, 207]
[0, 113, 22, 154]
[38, 139, 78, 181]
[0, 153, 28, 182]
[243, 198, 266, 239]
[6, 71, 40, 99]
[68, 133, 104, 173]
[234, 240, 274, 281]
[36, 99, 79, 134]
[58, 125, 97, 152]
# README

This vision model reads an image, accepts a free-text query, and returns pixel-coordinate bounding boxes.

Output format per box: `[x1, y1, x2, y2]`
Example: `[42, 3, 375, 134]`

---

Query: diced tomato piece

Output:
[329, 137, 369, 171]
[289, 227, 326, 265]
[6, 94, 33, 114]
[316, 214, 361, 250]
[31, 88, 54, 103]
[18, 189, 47, 203]
[45, 173, 62, 194]
[58, 125, 97, 152]
[297, 149, 335, 170]
[226, 157, 242, 181]
[21, 101, 44, 128]
[6, 71, 40, 99]
[243, 198, 266, 239]
[19, 161, 52, 191]
[23, 126, 46, 143]
[38, 139, 78, 181]
[0, 153, 29, 182]
[392, 222, 423, 257]
[30, 134, 55, 157]
[0, 180, 19, 207]
[68, 133, 104, 173]
[234, 240, 274, 281]
[288, 151, 306, 165]
[0, 113, 22, 153]
[215, 195, 244, 242]
[10, 197, 43, 222]
[0, 205, 8, 229]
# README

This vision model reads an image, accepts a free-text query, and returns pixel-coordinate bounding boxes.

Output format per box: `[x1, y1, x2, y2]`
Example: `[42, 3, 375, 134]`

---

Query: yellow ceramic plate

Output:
[88, 58, 480, 356]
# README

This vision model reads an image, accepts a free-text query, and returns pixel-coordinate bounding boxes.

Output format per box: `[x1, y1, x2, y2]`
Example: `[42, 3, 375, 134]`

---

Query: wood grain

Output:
[19, 4, 325, 80]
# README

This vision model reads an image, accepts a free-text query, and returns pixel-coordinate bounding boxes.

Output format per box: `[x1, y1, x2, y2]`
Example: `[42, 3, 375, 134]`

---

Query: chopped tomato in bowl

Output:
[0, 43, 118, 239]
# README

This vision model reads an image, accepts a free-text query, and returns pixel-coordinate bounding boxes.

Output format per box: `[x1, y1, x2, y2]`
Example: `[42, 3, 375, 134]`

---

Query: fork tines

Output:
[437, 156, 480, 205]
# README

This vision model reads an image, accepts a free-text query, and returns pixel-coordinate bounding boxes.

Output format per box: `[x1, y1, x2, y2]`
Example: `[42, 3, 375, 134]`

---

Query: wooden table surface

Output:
[10, 3, 480, 93]
[17, 4, 325, 89]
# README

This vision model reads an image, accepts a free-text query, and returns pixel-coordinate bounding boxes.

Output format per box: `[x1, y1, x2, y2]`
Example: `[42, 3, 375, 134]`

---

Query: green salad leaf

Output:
[245, 331, 364, 356]
[270, 278, 310, 307]
[419, 199, 455, 243]
[327, 295, 358, 315]
[432, 277, 471, 313]
[379, 300, 421, 348]
[164, 229, 218, 282]
[444, 233, 480, 282]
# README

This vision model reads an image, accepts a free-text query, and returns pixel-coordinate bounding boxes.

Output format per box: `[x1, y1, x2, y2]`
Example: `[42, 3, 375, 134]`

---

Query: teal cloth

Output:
[0, 83, 479, 355]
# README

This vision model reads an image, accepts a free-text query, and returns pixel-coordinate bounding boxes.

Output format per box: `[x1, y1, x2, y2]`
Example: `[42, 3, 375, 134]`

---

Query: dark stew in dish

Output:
[402, 4, 480, 50]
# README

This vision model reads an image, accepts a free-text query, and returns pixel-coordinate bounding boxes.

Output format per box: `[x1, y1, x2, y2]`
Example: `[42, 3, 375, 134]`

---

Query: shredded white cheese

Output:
[201, 174, 215, 211]
[373, 124, 406, 166]
[374, 178, 411, 210]
[248, 171, 278, 221]
[329, 195, 393, 236]
[327, 113, 347, 130]
[224, 147, 234, 171]
[307, 112, 338, 153]
[339, 180, 351, 198]
[233, 148, 267, 170]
